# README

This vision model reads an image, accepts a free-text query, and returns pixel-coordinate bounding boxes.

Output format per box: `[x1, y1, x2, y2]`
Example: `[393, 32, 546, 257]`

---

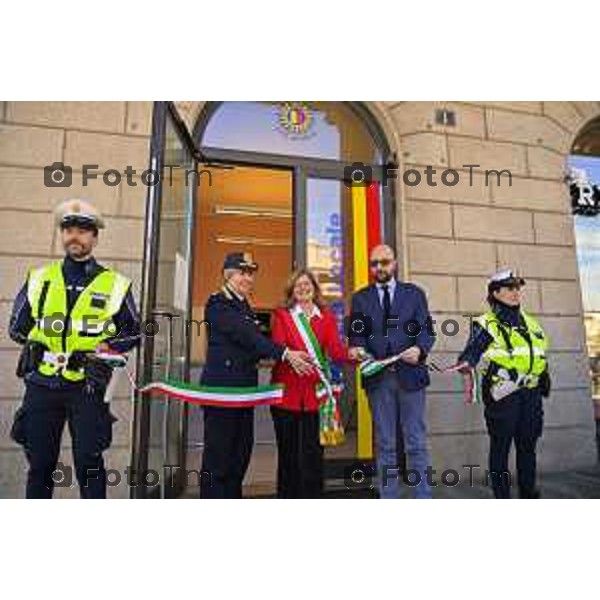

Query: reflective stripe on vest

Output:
[476, 310, 548, 376]
[26, 261, 131, 381]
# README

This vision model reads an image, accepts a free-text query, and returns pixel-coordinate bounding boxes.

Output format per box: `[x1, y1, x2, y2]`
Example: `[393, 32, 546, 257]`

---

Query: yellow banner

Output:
[351, 185, 372, 459]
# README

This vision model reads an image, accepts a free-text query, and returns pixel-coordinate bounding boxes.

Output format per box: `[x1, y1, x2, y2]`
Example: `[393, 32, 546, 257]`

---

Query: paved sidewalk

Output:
[182, 442, 600, 499]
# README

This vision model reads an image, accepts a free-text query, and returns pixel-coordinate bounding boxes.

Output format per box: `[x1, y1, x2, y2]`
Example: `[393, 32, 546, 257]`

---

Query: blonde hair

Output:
[283, 269, 325, 309]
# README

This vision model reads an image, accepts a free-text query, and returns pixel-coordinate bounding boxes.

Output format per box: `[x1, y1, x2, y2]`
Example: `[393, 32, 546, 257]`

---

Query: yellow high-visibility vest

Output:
[26, 260, 131, 381]
[476, 310, 548, 379]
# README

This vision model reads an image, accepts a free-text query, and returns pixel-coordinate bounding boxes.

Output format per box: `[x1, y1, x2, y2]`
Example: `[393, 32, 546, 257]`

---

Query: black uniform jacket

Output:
[200, 286, 285, 387]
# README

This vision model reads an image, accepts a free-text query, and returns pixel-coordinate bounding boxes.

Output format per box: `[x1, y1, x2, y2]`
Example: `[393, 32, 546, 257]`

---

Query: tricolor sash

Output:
[289, 307, 335, 400]
[289, 306, 345, 446]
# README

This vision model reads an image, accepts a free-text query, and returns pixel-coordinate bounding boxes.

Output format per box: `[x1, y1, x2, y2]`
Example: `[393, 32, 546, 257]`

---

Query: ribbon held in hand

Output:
[94, 348, 128, 369]
[445, 361, 481, 404]
[359, 354, 401, 379]
[358, 351, 445, 380]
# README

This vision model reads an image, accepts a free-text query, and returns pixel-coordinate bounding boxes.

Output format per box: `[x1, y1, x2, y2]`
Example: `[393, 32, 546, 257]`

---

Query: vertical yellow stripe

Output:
[351, 186, 372, 459]
[352, 185, 368, 288]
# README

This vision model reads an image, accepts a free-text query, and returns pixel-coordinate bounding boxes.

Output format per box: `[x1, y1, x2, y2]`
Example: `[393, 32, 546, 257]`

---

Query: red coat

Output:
[270, 306, 350, 412]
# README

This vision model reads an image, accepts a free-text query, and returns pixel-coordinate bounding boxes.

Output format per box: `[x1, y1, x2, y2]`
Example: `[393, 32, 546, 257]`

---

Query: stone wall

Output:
[376, 101, 599, 472]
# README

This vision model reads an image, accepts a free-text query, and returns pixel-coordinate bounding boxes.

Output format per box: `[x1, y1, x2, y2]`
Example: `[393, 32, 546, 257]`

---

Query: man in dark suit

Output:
[200, 252, 312, 499]
[348, 244, 435, 499]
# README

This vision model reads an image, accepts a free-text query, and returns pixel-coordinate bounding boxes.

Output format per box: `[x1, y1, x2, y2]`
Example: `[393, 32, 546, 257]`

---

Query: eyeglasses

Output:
[369, 258, 393, 268]
[501, 284, 522, 291]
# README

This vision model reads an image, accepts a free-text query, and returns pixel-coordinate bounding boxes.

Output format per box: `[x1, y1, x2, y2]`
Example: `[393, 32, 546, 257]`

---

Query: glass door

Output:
[186, 162, 295, 497]
[130, 102, 197, 499]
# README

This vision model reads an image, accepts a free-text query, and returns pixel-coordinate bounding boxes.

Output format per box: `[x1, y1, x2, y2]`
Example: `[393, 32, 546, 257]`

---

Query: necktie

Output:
[382, 284, 393, 356]
[382, 284, 391, 322]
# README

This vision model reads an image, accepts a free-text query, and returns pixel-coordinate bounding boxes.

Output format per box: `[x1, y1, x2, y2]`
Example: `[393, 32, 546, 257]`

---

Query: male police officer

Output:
[9, 199, 141, 499]
[200, 252, 313, 499]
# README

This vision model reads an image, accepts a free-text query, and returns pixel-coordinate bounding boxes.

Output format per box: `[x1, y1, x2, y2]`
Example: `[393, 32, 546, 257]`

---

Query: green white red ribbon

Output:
[455, 367, 481, 405]
[359, 353, 402, 379]
[94, 349, 128, 369]
[139, 378, 284, 407]
[443, 361, 482, 405]
[94, 350, 284, 407]
[359, 352, 445, 380]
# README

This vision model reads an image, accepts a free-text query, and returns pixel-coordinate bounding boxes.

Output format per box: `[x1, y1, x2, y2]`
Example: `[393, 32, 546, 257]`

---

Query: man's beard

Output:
[65, 243, 91, 260]
[375, 271, 393, 283]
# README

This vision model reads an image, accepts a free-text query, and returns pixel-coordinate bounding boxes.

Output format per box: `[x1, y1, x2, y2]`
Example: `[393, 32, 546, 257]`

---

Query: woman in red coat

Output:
[270, 268, 349, 498]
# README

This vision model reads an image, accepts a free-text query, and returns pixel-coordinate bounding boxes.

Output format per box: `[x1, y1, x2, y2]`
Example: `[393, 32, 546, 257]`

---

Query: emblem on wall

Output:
[275, 101, 316, 140]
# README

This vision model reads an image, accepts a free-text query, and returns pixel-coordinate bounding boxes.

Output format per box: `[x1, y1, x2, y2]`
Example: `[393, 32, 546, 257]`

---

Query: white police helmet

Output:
[54, 199, 105, 231]
[487, 269, 526, 294]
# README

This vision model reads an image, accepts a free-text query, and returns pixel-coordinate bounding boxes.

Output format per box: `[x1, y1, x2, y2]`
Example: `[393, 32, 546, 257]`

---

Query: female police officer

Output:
[451, 270, 551, 499]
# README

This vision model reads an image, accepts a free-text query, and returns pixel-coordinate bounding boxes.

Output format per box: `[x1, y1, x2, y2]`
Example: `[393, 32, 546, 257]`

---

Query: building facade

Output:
[0, 101, 598, 498]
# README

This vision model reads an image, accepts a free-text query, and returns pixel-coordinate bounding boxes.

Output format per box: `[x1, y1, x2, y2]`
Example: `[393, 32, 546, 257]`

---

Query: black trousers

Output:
[11, 380, 116, 499]
[271, 406, 323, 499]
[484, 388, 544, 499]
[201, 406, 254, 499]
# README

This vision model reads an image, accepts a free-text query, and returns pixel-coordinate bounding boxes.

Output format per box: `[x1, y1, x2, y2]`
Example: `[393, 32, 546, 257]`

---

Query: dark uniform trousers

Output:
[201, 406, 254, 499]
[484, 387, 544, 499]
[271, 406, 323, 499]
[12, 380, 116, 499]
[199, 285, 285, 499]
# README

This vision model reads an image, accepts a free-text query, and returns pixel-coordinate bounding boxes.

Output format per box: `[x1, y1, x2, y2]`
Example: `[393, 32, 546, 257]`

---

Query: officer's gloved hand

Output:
[85, 356, 114, 392]
[15, 341, 48, 378]
[539, 369, 551, 398]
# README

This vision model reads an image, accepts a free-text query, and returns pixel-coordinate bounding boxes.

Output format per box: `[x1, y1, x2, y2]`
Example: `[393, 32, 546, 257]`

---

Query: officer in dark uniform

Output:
[8, 199, 141, 499]
[200, 252, 313, 499]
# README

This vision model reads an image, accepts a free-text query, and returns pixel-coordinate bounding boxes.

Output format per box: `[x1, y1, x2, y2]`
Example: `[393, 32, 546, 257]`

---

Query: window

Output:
[201, 101, 383, 164]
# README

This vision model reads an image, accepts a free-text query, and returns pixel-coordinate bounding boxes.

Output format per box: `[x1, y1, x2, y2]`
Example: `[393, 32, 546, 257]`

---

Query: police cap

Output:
[54, 199, 105, 231]
[222, 252, 258, 272]
[487, 269, 526, 294]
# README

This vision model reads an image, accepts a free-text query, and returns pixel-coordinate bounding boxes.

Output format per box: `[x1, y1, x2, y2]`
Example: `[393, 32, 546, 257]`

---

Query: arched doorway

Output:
[132, 102, 396, 498]
[567, 116, 600, 457]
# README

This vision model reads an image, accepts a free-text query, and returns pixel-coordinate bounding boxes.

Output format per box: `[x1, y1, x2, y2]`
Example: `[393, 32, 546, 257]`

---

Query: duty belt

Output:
[42, 351, 71, 370]
[41, 351, 87, 372]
